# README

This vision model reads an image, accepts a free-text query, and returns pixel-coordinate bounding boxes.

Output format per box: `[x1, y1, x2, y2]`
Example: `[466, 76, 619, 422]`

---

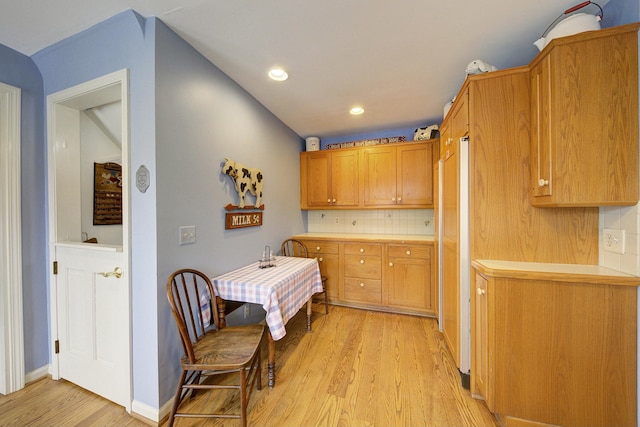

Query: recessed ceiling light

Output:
[350, 106, 365, 115]
[268, 68, 288, 81]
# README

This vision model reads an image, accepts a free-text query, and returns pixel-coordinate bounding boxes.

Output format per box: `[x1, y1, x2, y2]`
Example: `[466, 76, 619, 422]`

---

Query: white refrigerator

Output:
[437, 136, 470, 379]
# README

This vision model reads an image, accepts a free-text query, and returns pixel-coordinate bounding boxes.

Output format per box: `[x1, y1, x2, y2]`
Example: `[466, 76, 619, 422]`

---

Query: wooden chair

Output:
[281, 238, 329, 314]
[166, 269, 265, 427]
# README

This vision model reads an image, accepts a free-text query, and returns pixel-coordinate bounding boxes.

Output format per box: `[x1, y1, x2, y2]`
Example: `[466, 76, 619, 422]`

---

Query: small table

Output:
[212, 255, 323, 387]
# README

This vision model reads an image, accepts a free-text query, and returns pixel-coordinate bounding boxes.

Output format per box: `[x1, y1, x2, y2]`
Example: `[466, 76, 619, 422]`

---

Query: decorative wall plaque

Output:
[93, 162, 122, 225]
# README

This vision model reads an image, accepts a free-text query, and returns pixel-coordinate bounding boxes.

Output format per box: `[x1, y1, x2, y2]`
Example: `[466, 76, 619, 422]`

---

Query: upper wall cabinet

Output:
[362, 143, 434, 207]
[300, 149, 360, 209]
[300, 141, 437, 210]
[529, 23, 640, 207]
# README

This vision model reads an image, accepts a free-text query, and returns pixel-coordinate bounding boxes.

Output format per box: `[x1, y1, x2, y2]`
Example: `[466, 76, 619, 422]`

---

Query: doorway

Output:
[47, 70, 131, 410]
[0, 82, 24, 395]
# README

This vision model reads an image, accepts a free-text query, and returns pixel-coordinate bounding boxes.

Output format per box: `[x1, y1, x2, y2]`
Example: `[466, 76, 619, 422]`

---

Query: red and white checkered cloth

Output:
[212, 256, 323, 340]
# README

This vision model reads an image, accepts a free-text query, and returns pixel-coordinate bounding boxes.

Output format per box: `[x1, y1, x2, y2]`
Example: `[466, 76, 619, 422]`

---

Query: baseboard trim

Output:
[131, 397, 173, 425]
[25, 365, 50, 384]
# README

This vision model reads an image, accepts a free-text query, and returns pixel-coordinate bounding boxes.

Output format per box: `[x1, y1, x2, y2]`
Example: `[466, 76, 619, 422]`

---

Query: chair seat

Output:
[184, 324, 265, 371]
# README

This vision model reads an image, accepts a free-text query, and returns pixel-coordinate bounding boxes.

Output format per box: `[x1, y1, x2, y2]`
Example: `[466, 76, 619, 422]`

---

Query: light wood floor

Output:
[0, 305, 498, 427]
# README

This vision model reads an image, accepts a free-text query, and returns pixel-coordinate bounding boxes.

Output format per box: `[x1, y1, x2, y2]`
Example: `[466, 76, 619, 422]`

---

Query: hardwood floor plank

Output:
[0, 306, 498, 427]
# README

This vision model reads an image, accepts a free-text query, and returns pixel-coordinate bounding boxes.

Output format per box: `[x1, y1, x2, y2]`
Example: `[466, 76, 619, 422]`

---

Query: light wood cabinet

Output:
[343, 242, 382, 305]
[300, 141, 435, 209]
[386, 244, 433, 313]
[304, 240, 339, 301]
[300, 149, 359, 209]
[436, 66, 599, 379]
[471, 260, 639, 427]
[529, 23, 640, 207]
[362, 143, 433, 207]
[473, 273, 489, 407]
[294, 234, 435, 316]
[441, 135, 459, 365]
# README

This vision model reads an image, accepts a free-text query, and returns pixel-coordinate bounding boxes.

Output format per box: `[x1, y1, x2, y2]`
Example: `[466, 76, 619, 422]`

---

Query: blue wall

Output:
[602, 0, 638, 26]
[154, 19, 305, 404]
[0, 44, 47, 374]
[24, 7, 307, 413]
[32, 10, 161, 408]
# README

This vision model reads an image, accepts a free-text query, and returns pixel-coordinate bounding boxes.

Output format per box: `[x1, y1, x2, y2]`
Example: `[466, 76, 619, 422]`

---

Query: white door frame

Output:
[0, 82, 24, 395]
[47, 69, 131, 410]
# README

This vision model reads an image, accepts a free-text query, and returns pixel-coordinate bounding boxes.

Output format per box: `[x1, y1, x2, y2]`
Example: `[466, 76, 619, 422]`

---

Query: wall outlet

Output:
[603, 228, 625, 254]
[179, 226, 196, 245]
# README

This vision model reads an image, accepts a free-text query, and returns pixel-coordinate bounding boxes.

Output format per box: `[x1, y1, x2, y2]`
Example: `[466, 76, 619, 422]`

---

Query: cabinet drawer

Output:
[344, 278, 382, 304]
[302, 241, 339, 255]
[344, 242, 381, 256]
[388, 245, 431, 259]
[344, 255, 381, 279]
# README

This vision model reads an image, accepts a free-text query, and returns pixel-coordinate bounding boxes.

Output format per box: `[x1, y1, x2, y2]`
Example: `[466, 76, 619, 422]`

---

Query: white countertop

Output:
[472, 259, 640, 286]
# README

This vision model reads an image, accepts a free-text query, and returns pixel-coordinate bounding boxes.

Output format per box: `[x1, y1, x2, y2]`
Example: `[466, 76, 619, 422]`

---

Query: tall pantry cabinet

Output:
[437, 66, 599, 381]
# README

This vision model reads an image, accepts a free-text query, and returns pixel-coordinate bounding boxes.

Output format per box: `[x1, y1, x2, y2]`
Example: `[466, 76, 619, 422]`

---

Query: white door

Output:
[54, 244, 128, 407]
[47, 70, 131, 410]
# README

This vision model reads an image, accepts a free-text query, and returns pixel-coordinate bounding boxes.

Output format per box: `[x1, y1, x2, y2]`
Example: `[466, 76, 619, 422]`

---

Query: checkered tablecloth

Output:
[212, 256, 323, 340]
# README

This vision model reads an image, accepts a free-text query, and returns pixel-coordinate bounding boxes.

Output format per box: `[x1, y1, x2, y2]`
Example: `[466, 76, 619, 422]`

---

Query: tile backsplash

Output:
[307, 209, 434, 235]
[599, 204, 640, 275]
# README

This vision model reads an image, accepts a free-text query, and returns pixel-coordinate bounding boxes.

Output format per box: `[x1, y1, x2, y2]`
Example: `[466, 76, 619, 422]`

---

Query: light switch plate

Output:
[603, 228, 625, 254]
[179, 226, 196, 245]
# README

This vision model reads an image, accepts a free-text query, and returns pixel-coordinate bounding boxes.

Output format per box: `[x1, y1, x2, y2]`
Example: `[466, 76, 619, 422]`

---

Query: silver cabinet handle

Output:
[99, 267, 122, 279]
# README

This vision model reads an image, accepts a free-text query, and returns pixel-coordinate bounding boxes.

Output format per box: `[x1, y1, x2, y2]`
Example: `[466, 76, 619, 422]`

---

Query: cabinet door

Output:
[397, 144, 433, 206]
[303, 152, 332, 207]
[439, 121, 450, 159]
[451, 90, 469, 139]
[302, 240, 340, 300]
[474, 273, 490, 407]
[317, 252, 339, 300]
[441, 149, 459, 365]
[387, 245, 432, 312]
[331, 150, 360, 207]
[362, 146, 397, 206]
[530, 56, 552, 198]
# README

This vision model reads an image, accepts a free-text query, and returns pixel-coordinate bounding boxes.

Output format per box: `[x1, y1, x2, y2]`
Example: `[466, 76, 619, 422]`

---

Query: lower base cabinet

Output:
[303, 240, 339, 301]
[386, 244, 434, 312]
[472, 260, 639, 427]
[294, 235, 435, 316]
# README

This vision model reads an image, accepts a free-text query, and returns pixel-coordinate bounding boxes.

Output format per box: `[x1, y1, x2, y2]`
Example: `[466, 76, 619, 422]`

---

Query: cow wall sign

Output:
[221, 157, 265, 230]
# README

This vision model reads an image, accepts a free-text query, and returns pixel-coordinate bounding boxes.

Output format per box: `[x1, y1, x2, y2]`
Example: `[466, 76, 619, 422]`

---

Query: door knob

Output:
[99, 267, 122, 279]
[476, 287, 486, 295]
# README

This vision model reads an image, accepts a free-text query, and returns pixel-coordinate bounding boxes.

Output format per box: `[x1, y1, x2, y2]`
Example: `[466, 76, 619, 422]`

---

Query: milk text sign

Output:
[225, 211, 263, 229]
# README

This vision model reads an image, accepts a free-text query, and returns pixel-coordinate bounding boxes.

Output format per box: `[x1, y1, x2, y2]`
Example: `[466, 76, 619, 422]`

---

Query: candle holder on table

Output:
[259, 245, 276, 269]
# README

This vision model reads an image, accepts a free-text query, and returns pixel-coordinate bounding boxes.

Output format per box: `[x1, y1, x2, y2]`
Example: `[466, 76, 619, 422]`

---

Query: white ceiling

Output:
[0, 0, 609, 138]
